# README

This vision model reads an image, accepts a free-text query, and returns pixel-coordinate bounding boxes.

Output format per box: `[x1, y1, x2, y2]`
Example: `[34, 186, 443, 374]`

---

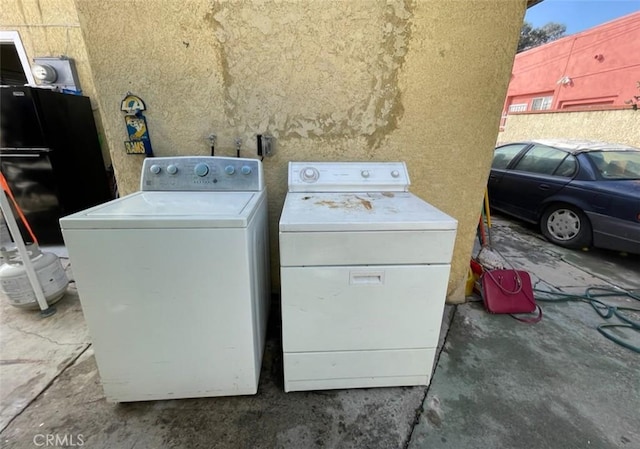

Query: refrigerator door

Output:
[1, 87, 112, 244]
[0, 87, 47, 148]
[0, 148, 64, 244]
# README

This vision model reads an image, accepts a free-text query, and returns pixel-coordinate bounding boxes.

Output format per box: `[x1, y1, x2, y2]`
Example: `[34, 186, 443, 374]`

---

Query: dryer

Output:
[279, 162, 457, 392]
[60, 156, 270, 402]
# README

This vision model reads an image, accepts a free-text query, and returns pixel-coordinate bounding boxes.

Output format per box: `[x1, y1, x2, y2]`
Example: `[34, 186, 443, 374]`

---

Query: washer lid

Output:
[279, 192, 457, 232]
[60, 191, 263, 229]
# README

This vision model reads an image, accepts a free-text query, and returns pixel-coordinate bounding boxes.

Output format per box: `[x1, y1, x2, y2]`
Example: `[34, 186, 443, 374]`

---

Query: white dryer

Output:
[60, 156, 270, 402]
[279, 162, 457, 392]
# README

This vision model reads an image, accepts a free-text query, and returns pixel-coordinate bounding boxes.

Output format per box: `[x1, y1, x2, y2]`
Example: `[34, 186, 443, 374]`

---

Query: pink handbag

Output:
[481, 269, 542, 323]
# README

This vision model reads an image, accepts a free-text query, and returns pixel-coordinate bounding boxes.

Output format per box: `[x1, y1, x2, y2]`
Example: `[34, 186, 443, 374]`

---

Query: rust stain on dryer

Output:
[314, 196, 373, 210]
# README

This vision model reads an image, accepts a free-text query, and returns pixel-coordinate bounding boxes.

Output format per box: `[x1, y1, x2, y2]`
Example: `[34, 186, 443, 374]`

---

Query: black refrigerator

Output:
[1, 86, 112, 244]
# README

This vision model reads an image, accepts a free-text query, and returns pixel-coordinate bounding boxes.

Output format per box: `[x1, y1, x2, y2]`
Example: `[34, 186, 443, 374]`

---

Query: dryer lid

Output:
[279, 192, 457, 232]
[60, 191, 263, 229]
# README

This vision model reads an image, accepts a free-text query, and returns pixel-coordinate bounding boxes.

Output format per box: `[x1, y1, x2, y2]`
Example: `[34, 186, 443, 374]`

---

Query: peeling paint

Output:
[206, 0, 412, 149]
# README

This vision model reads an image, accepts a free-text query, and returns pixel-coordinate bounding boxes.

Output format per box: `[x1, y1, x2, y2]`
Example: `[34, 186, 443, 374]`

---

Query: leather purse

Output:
[481, 269, 542, 323]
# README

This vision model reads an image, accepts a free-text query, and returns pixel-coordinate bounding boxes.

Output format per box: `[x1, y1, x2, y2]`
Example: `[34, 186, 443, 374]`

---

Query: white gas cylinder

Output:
[0, 244, 69, 309]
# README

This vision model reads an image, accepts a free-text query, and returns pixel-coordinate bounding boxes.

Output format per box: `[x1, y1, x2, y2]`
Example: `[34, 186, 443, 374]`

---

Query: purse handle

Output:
[484, 269, 523, 295]
[484, 269, 542, 323]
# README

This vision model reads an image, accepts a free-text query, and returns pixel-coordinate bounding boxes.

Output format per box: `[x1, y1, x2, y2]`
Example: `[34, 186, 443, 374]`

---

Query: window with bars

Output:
[508, 103, 527, 113]
[531, 96, 553, 111]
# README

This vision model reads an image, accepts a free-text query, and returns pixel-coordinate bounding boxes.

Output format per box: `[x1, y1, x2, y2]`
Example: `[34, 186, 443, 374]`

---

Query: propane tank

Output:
[0, 244, 69, 309]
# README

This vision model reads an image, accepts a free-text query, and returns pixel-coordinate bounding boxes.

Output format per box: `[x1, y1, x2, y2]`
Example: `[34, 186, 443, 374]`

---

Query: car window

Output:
[513, 144, 568, 175]
[586, 150, 640, 180]
[492, 144, 527, 169]
[553, 154, 577, 177]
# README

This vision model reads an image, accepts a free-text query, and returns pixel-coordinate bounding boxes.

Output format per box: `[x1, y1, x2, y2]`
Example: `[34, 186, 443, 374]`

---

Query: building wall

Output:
[5, 0, 527, 302]
[505, 11, 640, 112]
[0, 0, 111, 165]
[498, 109, 640, 148]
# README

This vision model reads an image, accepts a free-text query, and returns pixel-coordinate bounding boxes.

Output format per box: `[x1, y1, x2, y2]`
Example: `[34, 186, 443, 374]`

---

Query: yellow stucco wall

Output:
[498, 109, 640, 148]
[6, 0, 527, 302]
[0, 0, 111, 165]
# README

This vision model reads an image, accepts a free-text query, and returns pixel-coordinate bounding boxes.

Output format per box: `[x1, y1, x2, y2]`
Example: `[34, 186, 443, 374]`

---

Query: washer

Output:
[279, 162, 457, 392]
[60, 156, 270, 402]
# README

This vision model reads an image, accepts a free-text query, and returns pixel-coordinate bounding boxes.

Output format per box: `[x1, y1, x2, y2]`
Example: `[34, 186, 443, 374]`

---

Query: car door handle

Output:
[538, 184, 550, 190]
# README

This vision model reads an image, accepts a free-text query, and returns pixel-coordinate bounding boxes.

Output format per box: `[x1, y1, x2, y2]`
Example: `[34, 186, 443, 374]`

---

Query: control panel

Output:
[288, 162, 409, 192]
[141, 156, 263, 191]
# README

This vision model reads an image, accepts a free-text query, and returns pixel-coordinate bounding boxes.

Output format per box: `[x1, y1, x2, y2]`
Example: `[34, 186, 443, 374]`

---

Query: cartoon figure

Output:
[121, 93, 153, 156]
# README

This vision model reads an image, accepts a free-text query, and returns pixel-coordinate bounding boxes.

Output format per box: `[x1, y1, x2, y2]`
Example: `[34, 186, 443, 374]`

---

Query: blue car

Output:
[489, 139, 640, 254]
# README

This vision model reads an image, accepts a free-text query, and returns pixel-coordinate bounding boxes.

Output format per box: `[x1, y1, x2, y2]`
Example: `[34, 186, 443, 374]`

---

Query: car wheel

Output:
[540, 204, 592, 249]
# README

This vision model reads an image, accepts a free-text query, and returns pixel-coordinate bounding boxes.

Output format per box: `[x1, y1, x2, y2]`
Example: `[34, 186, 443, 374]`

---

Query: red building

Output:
[503, 11, 640, 121]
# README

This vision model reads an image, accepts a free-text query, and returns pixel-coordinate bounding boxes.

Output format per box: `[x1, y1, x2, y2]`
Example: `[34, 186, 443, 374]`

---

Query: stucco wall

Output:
[498, 109, 640, 148]
[12, 0, 525, 302]
[0, 0, 111, 164]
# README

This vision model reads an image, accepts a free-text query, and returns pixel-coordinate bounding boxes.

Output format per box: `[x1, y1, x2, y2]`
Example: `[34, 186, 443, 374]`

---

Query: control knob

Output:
[241, 165, 252, 175]
[167, 165, 178, 175]
[391, 170, 400, 178]
[361, 170, 370, 178]
[194, 163, 209, 177]
[150, 164, 161, 174]
[225, 165, 236, 175]
[300, 167, 319, 182]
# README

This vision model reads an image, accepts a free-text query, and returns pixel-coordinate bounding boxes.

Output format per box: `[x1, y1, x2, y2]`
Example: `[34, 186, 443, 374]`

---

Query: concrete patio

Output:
[1, 216, 638, 448]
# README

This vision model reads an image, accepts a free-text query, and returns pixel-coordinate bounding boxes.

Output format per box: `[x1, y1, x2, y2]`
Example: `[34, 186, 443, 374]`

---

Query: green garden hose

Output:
[534, 286, 640, 354]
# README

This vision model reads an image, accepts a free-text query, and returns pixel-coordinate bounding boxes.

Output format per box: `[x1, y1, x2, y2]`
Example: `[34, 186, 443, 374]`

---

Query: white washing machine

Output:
[60, 156, 270, 402]
[279, 162, 457, 392]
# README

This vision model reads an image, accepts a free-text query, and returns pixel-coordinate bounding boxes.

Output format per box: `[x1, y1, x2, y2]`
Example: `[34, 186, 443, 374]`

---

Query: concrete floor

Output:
[1, 216, 639, 449]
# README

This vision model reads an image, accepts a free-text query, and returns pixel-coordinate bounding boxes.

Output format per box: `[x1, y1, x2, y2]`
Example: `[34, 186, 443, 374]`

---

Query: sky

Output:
[525, 0, 640, 35]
